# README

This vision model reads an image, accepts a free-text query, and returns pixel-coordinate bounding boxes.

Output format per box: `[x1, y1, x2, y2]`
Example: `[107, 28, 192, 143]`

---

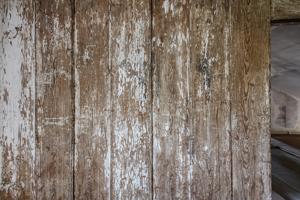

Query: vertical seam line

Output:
[108, 1, 113, 199]
[228, 2, 233, 199]
[34, 1, 38, 200]
[150, 0, 154, 199]
[70, 0, 76, 199]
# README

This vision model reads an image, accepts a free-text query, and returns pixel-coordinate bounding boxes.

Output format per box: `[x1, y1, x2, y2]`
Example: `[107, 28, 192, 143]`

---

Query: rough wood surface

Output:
[152, 1, 192, 199]
[110, 1, 152, 199]
[0, 0, 35, 199]
[230, 0, 271, 199]
[0, 0, 272, 199]
[74, 0, 110, 199]
[152, 0, 231, 199]
[272, 0, 300, 20]
[189, 1, 232, 199]
[35, 0, 74, 199]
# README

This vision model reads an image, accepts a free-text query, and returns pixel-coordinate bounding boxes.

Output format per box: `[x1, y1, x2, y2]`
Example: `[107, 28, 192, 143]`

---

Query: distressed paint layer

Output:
[110, 0, 152, 199]
[189, 1, 232, 199]
[0, 1, 272, 199]
[153, 0, 232, 199]
[152, 0, 191, 199]
[35, 0, 74, 199]
[74, 0, 111, 199]
[0, 0, 35, 199]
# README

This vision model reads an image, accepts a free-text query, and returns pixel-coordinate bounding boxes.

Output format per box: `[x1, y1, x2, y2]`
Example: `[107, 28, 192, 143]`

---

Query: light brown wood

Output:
[189, 1, 232, 199]
[35, 0, 74, 199]
[0, 0, 272, 199]
[152, 0, 231, 199]
[152, 1, 191, 198]
[272, 0, 300, 20]
[230, 0, 271, 199]
[110, 0, 152, 199]
[0, 0, 35, 199]
[74, 0, 110, 199]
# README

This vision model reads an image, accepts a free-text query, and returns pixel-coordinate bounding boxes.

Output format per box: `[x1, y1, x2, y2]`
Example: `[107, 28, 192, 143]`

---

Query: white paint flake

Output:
[162, 0, 170, 14]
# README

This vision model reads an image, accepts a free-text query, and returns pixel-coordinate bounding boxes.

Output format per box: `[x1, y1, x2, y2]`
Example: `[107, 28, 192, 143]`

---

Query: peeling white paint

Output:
[162, 0, 170, 14]
[204, 145, 208, 151]
[0, 0, 35, 193]
[115, 18, 148, 111]
[112, 13, 151, 197]
[44, 117, 70, 126]
[53, 16, 71, 48]
[83, 48, 91, 64]
[231, 114, 238, 130]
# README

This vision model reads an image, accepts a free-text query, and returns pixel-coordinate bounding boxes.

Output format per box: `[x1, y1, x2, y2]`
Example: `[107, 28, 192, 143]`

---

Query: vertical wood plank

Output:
[0, 0, 35, 199]
[152, 1, 191, 199]
[74, 0, 110, 199]
[0, 0, 272, 199]
[152, 0, 232, 199]
[230, 0, 271, 199]
[189, 1, 232, 199]
[35, 0, 74, 199]
[110, 0, 152, 199]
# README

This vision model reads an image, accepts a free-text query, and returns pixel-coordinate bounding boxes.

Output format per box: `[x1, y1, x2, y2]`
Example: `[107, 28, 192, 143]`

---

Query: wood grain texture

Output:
[152, 0, 231, 199]
[35, 0, 74, 199]
[110, 0, 152, 199]
[230, 0, 271, 199]
[0, 0, 272, 199]
[272, 0, 300, 20]
[0, 0, 35, 199]
[152, 1, 191, 199]
[189, 1, 232, 199]
[74, 0, 110, 199]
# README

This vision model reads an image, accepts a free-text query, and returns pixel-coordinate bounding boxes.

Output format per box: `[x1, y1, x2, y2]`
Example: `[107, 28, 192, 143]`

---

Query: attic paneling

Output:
[0, 0, 271, 199]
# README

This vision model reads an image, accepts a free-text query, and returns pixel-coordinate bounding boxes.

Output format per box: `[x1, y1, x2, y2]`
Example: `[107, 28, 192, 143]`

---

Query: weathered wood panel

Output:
[230, 0, 271, 199]
[110, 0, 152, 199]
[0, 0, 272, 199]
[35, 0, 74, 199]
[152, 1, 191, 199]
[152, 0, 231, 199]
[189, 1, 232, 199]
[272, 0, 300, 20]
[74, 0, 110, 199]
[0, 0, 35, 199]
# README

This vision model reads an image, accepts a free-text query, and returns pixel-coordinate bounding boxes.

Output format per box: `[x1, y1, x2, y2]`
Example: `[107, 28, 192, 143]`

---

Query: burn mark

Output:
[197, 58, 211, 90]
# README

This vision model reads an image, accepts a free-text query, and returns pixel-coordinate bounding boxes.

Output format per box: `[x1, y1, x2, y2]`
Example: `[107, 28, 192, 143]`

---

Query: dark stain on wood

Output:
[197, 58, 212, 90]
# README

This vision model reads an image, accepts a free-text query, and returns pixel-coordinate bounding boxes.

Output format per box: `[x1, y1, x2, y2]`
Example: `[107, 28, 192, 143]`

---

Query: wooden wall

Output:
[0, 0, 271, 199]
